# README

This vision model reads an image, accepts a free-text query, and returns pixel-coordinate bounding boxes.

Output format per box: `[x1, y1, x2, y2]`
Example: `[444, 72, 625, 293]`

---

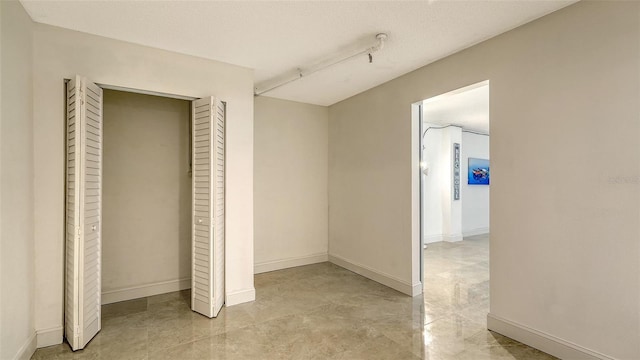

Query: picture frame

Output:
[468, 158, 490, 185]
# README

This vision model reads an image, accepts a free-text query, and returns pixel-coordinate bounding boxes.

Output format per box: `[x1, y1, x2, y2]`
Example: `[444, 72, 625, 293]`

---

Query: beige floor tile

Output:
[32, 234, 556, 360]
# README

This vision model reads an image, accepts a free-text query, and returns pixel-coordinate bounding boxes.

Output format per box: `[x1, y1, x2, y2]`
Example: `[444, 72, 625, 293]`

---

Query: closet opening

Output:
[64, 75, 225, 350]
[101, 89, 192, 305]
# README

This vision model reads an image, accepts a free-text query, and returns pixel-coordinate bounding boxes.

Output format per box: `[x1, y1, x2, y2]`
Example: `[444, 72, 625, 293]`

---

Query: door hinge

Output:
[77, 227, 82, 236]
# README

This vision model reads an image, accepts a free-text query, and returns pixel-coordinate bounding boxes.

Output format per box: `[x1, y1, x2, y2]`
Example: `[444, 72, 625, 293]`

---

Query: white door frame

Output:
[413, 80, 490, 290]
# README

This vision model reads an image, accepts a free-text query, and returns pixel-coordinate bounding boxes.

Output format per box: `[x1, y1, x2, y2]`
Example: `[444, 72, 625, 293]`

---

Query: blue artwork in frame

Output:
[468, 158, 490, 185]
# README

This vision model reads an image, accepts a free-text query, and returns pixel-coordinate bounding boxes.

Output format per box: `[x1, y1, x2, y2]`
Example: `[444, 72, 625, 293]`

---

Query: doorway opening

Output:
[416, 80, 491, 325]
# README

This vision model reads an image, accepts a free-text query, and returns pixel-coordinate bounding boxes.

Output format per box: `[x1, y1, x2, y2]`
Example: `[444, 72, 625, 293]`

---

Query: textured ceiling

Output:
[423, 83, 489, 134]
[21, 0, 576, 106]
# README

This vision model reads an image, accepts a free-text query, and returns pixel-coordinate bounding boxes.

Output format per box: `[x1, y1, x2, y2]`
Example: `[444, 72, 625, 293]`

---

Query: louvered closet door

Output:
[191, 96, 225, 318]
[65, 75, 103, 350]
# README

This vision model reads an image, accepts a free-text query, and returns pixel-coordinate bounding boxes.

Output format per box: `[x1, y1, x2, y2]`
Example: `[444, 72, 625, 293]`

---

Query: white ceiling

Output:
[21, 0, 576, 106]
[423, 83, 489, 134]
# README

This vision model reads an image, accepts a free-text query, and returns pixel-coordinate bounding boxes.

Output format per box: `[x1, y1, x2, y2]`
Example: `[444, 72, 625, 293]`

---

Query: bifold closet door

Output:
[191, 96, 225, 318]
[65, 75, 103, 350]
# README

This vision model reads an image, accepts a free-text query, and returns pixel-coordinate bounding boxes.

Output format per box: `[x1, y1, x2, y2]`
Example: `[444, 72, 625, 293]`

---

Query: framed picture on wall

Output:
[468, 158, 490, 185]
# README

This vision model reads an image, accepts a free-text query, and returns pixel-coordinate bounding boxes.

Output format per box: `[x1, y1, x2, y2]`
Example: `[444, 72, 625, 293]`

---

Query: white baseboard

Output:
[424, 233, 464, 243]
[102, 278, 191, 304]
[14, 332, 36, 360]
[329, 254, 421, 297]
[423, 234, 444, 244]
[462, 227, 490, 237]
[226, 288, 256, 306]
[36, 326, 63, 348]
[443, 233, 463, 242]
[410, 282, 423, 296]
[254, 253, 328, 274]
[487, 313, 614, 360]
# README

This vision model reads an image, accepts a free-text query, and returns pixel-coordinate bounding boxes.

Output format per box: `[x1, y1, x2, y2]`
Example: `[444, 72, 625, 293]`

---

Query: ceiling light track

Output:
[254, 33, 388, 97]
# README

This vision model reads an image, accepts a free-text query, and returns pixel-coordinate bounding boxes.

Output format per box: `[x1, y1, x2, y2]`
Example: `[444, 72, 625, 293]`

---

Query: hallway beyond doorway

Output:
[423, 233, 490, 325]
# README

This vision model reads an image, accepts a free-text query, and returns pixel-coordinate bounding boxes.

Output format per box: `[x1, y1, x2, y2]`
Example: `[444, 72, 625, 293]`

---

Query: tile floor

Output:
[32, 234, 556, 359]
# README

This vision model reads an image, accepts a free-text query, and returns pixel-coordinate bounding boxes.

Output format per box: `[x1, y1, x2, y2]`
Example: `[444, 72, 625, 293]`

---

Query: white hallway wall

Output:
[32, 23, 255, 347]
[254, 96, 328, 273]
[461, 131, 490, 236]
[0, 1, 36, 359]
[438, 126, 462, 243]
[329, 2, 639, 359]
[421, 125, 464, 244]
[421, 124, 444, 242]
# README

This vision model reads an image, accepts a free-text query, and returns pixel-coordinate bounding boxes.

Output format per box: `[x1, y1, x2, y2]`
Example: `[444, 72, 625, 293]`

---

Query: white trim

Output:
[254, 253, 328, 274]
[411, 282, 423, 296]
[329, 254, 422, 296]
[423, 234, 444, 244]
[443, 233, 463, 242]
[95, 83, 198, 101]
[36, 326, 63, 348]
[226, 288, 256, 306]
[487, 313, 615, 360]
[462, 227, 490, 237]
[422, 80, 490, 105]
[424, 230, 488, 245]
[13, 332, 36, 360]
[101, 278, 191, 305]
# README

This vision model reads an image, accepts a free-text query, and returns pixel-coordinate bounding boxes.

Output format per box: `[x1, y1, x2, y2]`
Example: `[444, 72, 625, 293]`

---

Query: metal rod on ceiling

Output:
[254, 33, 388, 97]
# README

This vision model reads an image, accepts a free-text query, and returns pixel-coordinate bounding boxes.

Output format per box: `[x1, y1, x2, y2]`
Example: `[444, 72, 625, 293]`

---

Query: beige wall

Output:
[0, 1, 35, 358]
[102, 90, 191, 302]
[33, 24, 255, 347]
[329, 2, 639, 359]
[254, 97, 328, 273]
